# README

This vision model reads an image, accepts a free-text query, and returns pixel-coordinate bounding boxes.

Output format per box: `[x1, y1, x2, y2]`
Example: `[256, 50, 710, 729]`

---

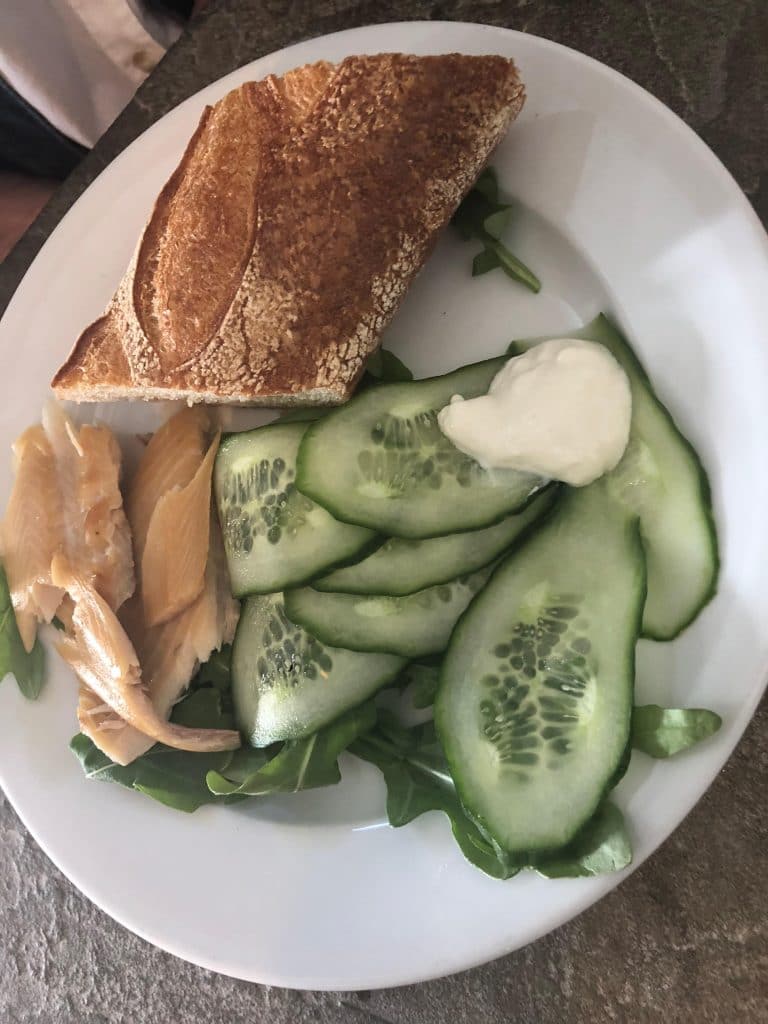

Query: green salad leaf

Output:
[71, 639, 377, 811]
[207, 701, 376, 796]
[364, 348, 414, 383]
[355, 711, 634, 880]
[357, 348, 415, 393]
[69, 685, 242, 813]
[408, 663, 441, 710]
[452, 167, 541, 293]
[351, 712, 520, 879]
[191, 645, 233, 692]
[0, 563, 45, 700]
[533, 802, 632, 878]
[390, 659, 441, 708]
[631, 704, 722, 758]
[277, 407, 326, 423]
[472, 247, 502, 277]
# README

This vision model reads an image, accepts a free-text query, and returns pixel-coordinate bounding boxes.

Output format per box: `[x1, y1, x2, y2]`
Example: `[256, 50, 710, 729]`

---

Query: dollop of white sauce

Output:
[437, 338, 632, 487]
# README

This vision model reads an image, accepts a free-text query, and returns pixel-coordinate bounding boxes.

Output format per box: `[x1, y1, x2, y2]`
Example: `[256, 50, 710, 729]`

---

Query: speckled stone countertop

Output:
[1, 2, 767, 1021]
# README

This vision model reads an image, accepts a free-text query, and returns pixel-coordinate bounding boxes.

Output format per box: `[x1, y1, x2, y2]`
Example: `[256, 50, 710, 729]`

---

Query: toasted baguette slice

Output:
[53, 54, 525, 407]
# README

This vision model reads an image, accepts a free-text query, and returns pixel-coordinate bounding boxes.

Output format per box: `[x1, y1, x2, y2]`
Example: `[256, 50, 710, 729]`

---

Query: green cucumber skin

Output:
[312, 486, 560, 597]
[436, 485, 646, 856]
[594, 315, 718, 639]
[231, 593, 404, 747]
[295, 358, 547, 539]
[509, 314, 719, 640]
[215, 422, 381, 598]
[284, 565, 494, 659]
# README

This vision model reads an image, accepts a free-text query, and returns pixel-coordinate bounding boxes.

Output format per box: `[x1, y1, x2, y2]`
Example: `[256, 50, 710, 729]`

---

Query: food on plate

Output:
[437, 338, 632, 486]
[312, 488, 557, 596]
[0, 405, 134, 652]
[214, 421, 377, 596]
[2, 302, 723, 875]
[436, 480, 644, 855]
[51, 54, 525, 407]
[0, 426, 66, 651]
[0, 399, 239, 764]
[0, 35, 723, 883]
[452, 166, 541, 292]
[216, 314, 717, 871]
[126, 405, 211, 568]
[232, 594, 403, 747]
[507, 316, 718, 640]
[82, 525, 240, 765]
[295, 359, 549, 538]
[77, 408, 239, 765]
[140, 431, 219, 627]
[284, 566, 497, 658]
[630, 705, 723, 759]
[54, 555, 240, 755]
[0, 564, 45, 700]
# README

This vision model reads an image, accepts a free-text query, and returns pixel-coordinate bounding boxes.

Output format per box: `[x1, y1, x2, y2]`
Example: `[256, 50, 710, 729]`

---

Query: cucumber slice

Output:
[313, 487, 558, 596]
[214, 422, 378, 597]
[232, 593, 404, 746]
[509, 315, 718, 639]
[296, 359, 547, 538]
[436, 483, 645, 855]
[285, 566, 495, 658]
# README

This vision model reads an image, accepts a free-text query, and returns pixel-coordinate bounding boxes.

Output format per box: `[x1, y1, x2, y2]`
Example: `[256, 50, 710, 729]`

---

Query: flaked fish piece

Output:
[141, 433, 220, 628]
[75, 425, 135, 611]
[0, 405, 135, 651]
[42, 404, 135, 613]
[54, 554, 240, 757]
[0, 426, 63, 651]
[126, 405, 210, 567]
[78, 406, 237, 764]
[78, 517, 239, 765]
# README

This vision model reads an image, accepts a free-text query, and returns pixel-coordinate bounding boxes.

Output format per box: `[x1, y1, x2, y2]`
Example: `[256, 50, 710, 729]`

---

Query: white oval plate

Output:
[1, 21, 767, 991]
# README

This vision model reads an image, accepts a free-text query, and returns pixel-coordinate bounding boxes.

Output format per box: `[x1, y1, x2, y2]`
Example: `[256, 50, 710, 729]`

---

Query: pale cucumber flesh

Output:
[285, 565, 495, 658]
[232, 593, 404, 747]
[296, 359, 548, 539]
[436, 483, 645, 854]
[214, 422, 377, 597]
[313, 487, 558, 596]
[509, 315, 718, 639]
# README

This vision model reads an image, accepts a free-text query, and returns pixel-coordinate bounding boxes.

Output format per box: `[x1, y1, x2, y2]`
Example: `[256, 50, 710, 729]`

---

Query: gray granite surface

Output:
[1, 1, 767, 1020]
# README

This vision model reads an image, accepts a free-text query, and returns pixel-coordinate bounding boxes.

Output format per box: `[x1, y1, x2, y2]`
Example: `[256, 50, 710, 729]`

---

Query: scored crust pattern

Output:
[53, 54, 524, 406]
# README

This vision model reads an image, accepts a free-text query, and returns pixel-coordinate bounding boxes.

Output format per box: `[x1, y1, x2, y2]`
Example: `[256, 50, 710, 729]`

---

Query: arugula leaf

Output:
[0, 564, 45, 700]
[391, 660, 442, 709]
[354, 712, 634, 879]
[207, 701, 377, 796]
[189, 645, 233, 693]
[169, 686, 235, 729]
[472, 248, 502, 277]
[357, 348, 415, 393]
[351, 716, 520, 879]
[70, 731, 244, 813]
[364, 348, 414, 383]
[410, 665, 441, 710]
[278, 407, 326, 423]
[533, 802, 632, 878]
[452, 168, 541, 293]
[632, 704, 722, 758]
[384, 659, 441, 704]
[70, 685, 241, 813]
[485, 241, 541, 293]
[472, 166, 500, 204]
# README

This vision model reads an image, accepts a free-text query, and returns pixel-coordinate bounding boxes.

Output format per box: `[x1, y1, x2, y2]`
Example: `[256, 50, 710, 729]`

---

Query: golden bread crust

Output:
[53, 54, 524, 406]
